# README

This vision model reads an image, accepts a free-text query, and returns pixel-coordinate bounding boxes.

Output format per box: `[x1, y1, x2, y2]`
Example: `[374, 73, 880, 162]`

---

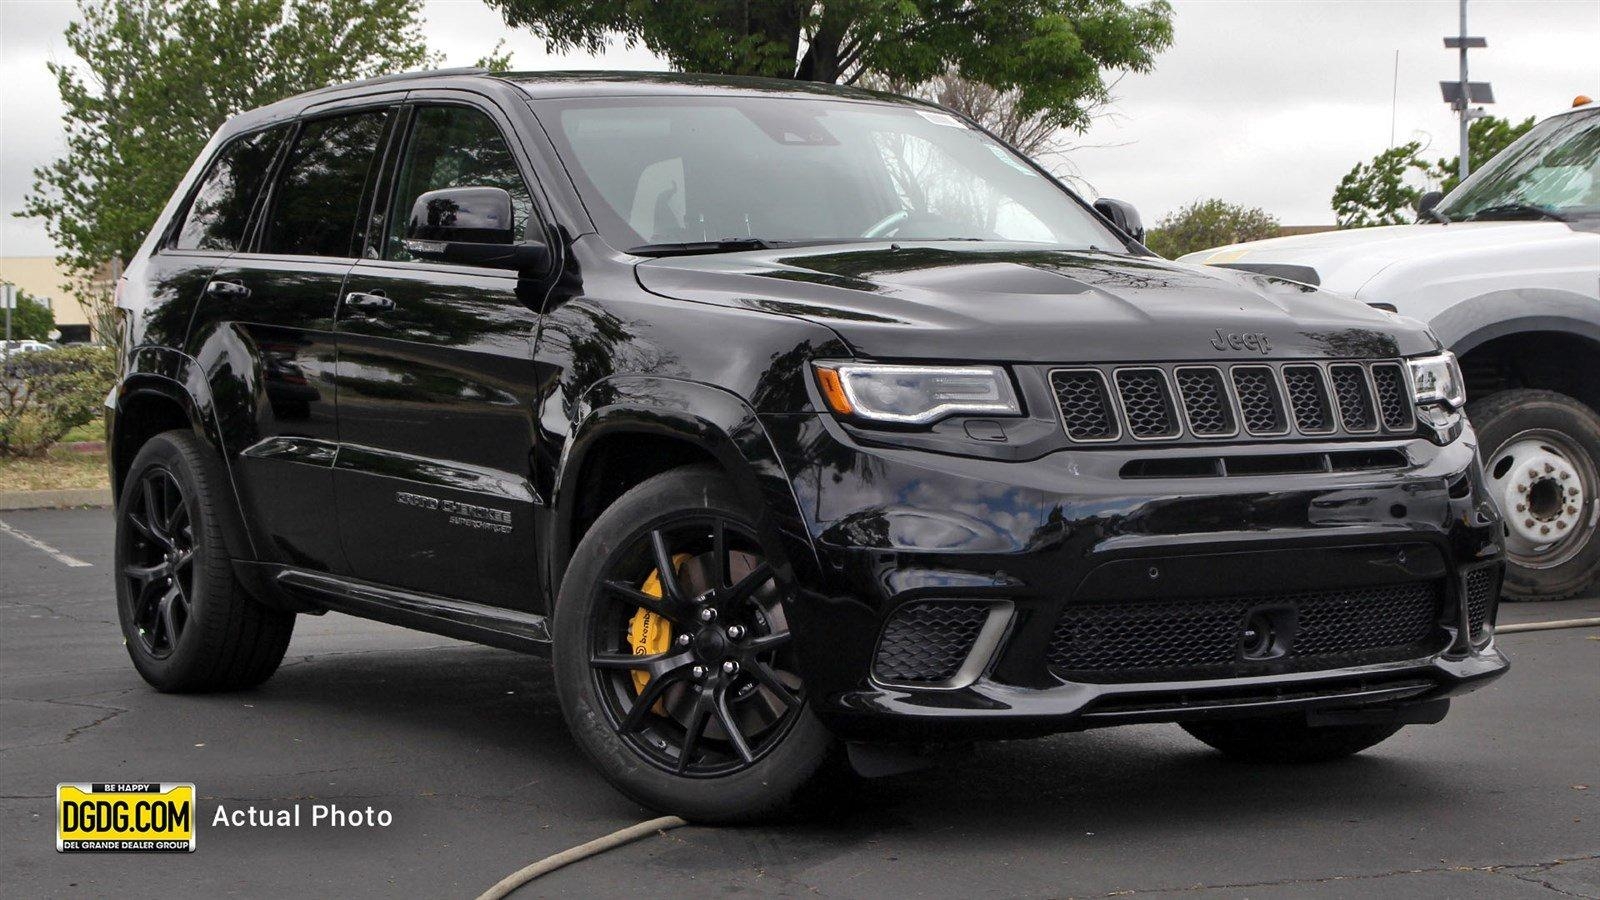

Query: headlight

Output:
[1408, 352, 1467, 409]
[813, 362, 1021, 425]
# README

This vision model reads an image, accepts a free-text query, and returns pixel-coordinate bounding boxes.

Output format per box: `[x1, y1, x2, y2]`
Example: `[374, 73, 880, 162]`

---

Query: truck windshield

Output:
[536, 95, 1124, 254]
[1439, 108, 1600, 222]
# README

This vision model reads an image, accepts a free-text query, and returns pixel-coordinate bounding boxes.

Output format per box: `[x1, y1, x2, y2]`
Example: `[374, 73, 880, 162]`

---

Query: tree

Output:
[1427, 115, 1537, 194]
[484, 0, 1174, 132]
[17, 0, 437, 343]
[1332, 141, 1428, 228]
[1143, 199, 1279, 259]
[3, 291, 56, 343]
[1330, 116, 1539, 228]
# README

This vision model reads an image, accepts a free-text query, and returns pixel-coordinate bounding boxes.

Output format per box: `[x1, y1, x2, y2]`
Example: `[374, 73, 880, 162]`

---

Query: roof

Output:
[496, 70, 922, 105]
[224, 68, 929, 134]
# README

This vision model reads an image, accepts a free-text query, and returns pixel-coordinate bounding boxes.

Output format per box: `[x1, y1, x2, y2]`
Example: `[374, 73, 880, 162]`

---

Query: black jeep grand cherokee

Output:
[110, 69, 1508, 820]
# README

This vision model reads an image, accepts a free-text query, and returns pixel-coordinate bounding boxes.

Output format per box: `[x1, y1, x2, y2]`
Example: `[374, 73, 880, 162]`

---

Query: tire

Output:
[1182, 717, 1403, 763]
[115, 430, 294, 692]
[553, 465, 834, 823]
[1470, 389, 1600, 601]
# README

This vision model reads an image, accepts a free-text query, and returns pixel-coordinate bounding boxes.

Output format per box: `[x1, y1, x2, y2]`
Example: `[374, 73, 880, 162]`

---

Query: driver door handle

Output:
[204, 279, 250, 300]
[344, 290, 394, 315]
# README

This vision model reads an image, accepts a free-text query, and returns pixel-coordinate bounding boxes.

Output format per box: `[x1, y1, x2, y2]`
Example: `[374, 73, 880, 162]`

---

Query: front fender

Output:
[1431, 288, 1600, 354]
[550, 375, 821, 602]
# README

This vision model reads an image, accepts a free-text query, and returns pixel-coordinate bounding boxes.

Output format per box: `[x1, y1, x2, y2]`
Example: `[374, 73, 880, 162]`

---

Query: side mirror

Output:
[1416, 190, 1445, 222]
[403, 186, 548, 273]
[1093, 197, 1146, 244]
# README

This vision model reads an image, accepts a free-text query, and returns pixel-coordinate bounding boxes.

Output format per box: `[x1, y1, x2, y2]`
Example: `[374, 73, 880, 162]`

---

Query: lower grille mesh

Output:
[1465, 568, 1500, 639]
[1048, 582, 1444, 681]
[873, 602, 990, 684]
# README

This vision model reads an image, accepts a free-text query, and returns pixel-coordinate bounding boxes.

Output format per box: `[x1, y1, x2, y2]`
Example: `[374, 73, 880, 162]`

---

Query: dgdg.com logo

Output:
[57, 783, 196, 852]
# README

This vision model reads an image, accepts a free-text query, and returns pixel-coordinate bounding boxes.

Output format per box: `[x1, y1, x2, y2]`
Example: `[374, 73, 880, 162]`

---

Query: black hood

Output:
[634, 243, 1440, 362]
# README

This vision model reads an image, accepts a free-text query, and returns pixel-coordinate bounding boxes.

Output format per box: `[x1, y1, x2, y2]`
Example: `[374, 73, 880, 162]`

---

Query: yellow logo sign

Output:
[57, 783, 196, 852]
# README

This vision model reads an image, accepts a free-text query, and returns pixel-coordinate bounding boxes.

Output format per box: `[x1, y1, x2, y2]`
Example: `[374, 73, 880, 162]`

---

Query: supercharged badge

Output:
[57, 783, 195, 852]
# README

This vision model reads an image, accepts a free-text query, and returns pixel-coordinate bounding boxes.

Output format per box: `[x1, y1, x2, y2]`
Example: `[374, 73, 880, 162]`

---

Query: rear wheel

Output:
[553, 466, 833, 822]
[1182, 716, 1403, 763]
[1471, 389, 1600, 600]
[115, 430, 294, 692]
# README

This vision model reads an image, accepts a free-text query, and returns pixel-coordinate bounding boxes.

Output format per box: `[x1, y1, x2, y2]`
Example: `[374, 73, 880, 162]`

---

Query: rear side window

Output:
[172, 127, 286, 251]
[385, 105, 534, 261]
[261, 109, 390, 258]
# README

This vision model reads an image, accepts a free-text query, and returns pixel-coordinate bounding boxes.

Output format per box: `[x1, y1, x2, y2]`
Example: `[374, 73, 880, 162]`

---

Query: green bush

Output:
[0, 345, 117, 458]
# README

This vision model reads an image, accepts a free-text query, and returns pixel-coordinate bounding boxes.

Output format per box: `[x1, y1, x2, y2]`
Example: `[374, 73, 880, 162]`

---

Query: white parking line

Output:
[0, 518, 93, 568]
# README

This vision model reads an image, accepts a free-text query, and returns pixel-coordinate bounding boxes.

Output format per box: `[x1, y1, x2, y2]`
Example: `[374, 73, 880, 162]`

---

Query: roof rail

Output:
[300, 66, 491, 98]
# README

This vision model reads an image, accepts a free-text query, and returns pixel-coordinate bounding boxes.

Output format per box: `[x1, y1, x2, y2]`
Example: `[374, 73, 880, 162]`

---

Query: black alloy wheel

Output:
[120, 467, 197, 659]
[586, 516, 805, 777]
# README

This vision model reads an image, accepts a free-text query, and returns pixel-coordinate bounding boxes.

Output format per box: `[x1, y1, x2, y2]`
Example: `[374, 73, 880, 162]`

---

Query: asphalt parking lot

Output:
[2, 507, 1597, 898]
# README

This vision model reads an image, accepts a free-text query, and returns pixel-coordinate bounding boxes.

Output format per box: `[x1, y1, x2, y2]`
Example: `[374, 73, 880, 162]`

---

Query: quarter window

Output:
[386, 106, 534, 261]
[172, 127, 286, 252]
[261, 110, 390, 258]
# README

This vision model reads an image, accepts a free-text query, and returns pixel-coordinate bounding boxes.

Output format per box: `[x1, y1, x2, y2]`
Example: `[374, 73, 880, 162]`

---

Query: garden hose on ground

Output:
[475, 815, 690, 899]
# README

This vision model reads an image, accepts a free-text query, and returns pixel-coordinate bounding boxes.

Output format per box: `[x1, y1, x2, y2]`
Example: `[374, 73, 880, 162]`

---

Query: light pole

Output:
[1440, 0, 1492, 181]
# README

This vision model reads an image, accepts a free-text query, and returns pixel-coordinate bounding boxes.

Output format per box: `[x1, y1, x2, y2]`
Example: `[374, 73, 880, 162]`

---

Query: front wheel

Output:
[1471, 389, 1600, 601]
[1182, 717, 1404, 763]
[553, 466, 834, 823]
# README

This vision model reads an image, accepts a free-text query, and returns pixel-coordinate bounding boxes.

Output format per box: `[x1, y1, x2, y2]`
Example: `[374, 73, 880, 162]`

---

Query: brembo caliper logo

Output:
[1210, 329, 1272, 354]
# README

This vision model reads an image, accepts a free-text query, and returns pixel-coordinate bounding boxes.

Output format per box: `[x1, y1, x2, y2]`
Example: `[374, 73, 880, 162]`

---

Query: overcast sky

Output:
[3, 0, 1597, 257]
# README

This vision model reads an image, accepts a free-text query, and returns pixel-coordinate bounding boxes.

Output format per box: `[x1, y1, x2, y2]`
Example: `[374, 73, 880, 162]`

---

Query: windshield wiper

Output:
[627, 238, 776, 257]
[1463, 202, 1568, 222]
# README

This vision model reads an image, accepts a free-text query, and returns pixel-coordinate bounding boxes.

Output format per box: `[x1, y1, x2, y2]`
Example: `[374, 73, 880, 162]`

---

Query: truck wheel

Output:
[1182, 717, 1403, 763]
[115, 430, 295, 691]
[1471, 389, 1600, 601]
[553, 465, 834, 823]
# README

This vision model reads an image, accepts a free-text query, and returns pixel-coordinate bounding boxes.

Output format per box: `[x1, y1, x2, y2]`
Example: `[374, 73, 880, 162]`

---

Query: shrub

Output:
[1144, 198, 1281, 259]
[0, 345, 117, 458]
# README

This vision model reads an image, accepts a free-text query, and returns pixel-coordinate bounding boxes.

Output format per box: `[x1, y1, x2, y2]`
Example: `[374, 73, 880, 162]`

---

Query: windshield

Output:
[536, 95, 1124, 253]
[1439, 108, 1600, 222]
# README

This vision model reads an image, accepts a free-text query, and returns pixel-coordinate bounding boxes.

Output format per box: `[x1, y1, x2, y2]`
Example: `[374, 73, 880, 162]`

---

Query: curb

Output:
[0, 488, 114, 511]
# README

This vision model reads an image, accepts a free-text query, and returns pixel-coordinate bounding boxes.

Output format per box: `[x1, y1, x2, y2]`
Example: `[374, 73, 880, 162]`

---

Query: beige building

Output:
[0, 256, 101, 343]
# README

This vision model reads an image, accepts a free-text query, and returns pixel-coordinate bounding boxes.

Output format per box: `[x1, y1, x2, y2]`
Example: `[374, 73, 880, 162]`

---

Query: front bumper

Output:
[761, 415, 1509, 741]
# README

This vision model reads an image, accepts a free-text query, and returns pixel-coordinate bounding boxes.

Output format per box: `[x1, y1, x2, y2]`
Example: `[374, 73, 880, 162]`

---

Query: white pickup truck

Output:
[1184, 99, 1600, 601]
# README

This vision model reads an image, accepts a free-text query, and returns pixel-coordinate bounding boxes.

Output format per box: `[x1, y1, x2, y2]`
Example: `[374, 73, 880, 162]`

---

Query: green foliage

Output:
[1144, 199, 1279, 259]
[1427, 115, 1538, 194]
[0, 345, 117, 457]
[1331, 116, 1539, 228]
[484, 0, 1174, 132]
[475, 39, 515, 73]
[4, 291, 56, 342]
[1332, 141, 1428, 229]
[17, 0, 437, 321]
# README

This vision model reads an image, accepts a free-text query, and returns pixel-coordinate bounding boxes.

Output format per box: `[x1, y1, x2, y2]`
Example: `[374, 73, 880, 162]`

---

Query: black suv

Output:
[110, 69, 1509, 821]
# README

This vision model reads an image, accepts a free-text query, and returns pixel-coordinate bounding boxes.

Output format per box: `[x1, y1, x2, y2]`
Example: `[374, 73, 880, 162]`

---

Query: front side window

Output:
[261, 109, 390, 257]
[1440, 109, 1600, 222]
[539, 96, 1122, 252]
[173, 127, 286, 251]
[386, 105, 534, 261]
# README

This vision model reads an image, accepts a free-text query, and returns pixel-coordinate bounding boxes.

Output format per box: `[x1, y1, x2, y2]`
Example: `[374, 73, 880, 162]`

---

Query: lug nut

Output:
[1568, 506, 1579, 516]
[1541, 525, 1551, 535]
[676, 633, 691, 647]
[1530, 468, 1541, 478]
[691, 665, 707, 680]
[726, 625, 745, 640]
[1557, 521, 1568, 530]
[1524, 518, 1536, 528]
[1517, 484, 1528, 494]
[1516, 503, 1527, 513]
[1545, 463, 1555, 473]
[1560, 472, 1571, 481]
[1571, 487, 1582, 496]
[721, 660, 739, 675]
[698, 607, 717, 622]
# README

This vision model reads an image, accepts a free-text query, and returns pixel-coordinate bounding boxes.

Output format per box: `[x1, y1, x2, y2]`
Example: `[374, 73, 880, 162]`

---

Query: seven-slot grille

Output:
[1050, 361, 1416, 445]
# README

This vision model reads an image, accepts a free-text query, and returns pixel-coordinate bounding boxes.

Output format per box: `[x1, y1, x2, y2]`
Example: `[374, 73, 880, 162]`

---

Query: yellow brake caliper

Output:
[629, 554, 690, 708]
